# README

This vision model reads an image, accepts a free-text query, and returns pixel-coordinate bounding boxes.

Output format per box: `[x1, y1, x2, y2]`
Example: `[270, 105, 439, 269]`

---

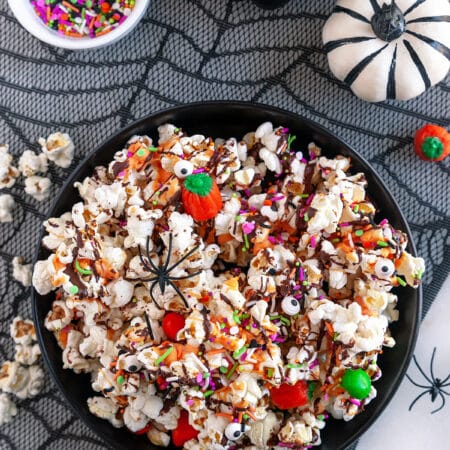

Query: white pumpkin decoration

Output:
[323, 0, 450, 102]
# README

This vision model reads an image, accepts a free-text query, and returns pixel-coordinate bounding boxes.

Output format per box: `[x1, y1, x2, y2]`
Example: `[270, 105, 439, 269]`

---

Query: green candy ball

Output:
[341, 368, 372, 399]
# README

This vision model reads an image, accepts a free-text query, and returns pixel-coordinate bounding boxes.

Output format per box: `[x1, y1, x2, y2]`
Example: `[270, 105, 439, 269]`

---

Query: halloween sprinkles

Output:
[30, 0, 136, 38]
[33, 122, 425, 448]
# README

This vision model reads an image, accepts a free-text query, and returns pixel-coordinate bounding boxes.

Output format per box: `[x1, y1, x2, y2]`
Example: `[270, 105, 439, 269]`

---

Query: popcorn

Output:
[12, 256, 32, 287]
[14, 344, 41, 366]
[38, 132, 74, 168]
[0, 361, 43, 399]
[24, 176, 52, 201]
[0, 144, 19, 188]
[18, 150, 48, 177]
[10, 317, 36, 346]
[0, 194, 15, 223]
[0, 393, 17, 425]
[33, 122, 424, 448]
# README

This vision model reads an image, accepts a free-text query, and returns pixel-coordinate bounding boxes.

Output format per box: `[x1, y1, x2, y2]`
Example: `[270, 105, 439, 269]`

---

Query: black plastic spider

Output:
[406, 347, 450, 414]
[138, 233, 201, 309]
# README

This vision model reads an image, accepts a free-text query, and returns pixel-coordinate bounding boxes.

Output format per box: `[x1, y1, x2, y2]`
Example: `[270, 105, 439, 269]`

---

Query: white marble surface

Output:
[359, 275, 450, 450]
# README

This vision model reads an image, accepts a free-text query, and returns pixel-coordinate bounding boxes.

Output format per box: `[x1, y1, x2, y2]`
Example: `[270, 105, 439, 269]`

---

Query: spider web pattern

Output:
[0, 0, 448, 449]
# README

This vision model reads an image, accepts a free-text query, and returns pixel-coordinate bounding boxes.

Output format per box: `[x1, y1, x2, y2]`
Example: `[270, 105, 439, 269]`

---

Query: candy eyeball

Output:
[174, 160, 194, 178]
[374, 258, 395, 278]
[123, 354, 141, 373]
[225, 423, 249, 441]
[281, 296, 300, 315]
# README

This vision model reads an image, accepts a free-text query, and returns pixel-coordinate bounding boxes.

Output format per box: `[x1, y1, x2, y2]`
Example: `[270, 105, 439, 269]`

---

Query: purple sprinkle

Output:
[127, 151, 133, 157]
[281, 127, 289, 133]
[193, 168, 206, 174]
[380, 218, 388, 226]
[118, 170, 125, 177]
[186, 399, 194, 406]
[252, 323, 257, 328]
[309, 359, 319, 369]
[299, 267, 305, 281]
[349, 398, 361, 406]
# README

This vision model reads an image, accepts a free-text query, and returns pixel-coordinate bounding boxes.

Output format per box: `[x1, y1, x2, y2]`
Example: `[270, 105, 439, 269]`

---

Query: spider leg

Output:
[405, 374, 430, 389]
[138, 244, 158, 274]
[169, 270, 203, 280]
[167, 244, 200, 272]
[149, 281, 162, 309]
[430, 347, 437, 382]
[408, 389, 430, 411]
[412, 354, 433, 385]
[438, 388, 450, 396]
[439, 377, 450, 387]
[167, 280, 190, 309]
[144, 311, 155, 341]
[431, 392, 446, 414]
[162, 232, 173, 272]
[145, 235, 161, 272]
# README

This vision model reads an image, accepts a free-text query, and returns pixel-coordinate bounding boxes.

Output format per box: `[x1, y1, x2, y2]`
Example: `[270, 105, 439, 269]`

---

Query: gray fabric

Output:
[0, 0, 448, 449]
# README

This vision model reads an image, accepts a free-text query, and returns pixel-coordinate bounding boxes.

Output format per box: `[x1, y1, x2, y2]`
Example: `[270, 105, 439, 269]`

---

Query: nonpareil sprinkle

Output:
[30, 0, 136, 39]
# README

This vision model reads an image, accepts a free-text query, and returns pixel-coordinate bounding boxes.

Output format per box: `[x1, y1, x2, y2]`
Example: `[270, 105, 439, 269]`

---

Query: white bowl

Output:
[7, 0, 150, 50]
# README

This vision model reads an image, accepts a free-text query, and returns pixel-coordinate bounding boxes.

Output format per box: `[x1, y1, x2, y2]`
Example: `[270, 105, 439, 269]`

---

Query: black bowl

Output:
[32, 102, 421, 450]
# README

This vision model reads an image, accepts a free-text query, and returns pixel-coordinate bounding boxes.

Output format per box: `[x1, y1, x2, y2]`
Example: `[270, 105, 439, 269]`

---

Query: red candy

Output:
[162, 312, 185, 341]
[134, 423, 151, 435]
[270, 380, 308, 410]
[172, 410, 199, 447]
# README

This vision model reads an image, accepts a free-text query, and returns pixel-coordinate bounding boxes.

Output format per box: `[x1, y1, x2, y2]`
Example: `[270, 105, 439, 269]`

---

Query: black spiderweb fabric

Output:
[0, 0, 448, 449]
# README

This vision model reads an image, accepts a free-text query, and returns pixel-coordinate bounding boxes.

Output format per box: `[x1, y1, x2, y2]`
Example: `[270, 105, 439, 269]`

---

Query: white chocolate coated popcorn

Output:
[38, 132, 74, 168]
[0, 194, 15, 223]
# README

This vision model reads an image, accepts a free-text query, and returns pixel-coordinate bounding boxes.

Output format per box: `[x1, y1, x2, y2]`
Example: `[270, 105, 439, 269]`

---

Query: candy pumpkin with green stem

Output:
[414, 124, 450, 162]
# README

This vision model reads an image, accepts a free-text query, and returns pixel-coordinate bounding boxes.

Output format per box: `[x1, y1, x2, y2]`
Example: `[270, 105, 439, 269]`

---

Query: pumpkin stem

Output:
[371, 1, 405, 42]
[422, 137, 444, 160]
[183, 173, 213, 196]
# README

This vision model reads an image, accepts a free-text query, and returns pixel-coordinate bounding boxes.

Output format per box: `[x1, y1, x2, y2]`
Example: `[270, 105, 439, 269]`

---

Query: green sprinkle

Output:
[220, 323, 226, 329]
[267, 368, 274, 378]
[233, 346, 248, 359]
[304, 212, 309, 222]
[245, 325, 251, 330]
[317, 414, 325, 421]
[269, 314, 280, 320]
[198, 352, 203, 356]
[332, 238, 340, 243]
[243, 233, 249, 249]
[307, 381, 317, 401]
[75, 260, 92, 276]
[280, 316, 291, 326]
[302, 281, 309, 286]
[353, 204, 360, 213]
[239, 313, 249, 320]
[233, 311, 241, 325]
[226, 362, 239, 379]
[287, 134, 297, 150]
[243, 413, 249, 420]
[203, 390, 214, 397]
[132, 297, 137, 303]
[174, 127, 180, 133]
[397, 276, 407, 287]
[286, 363, 304, 369]
[301, 193, 310, 198]
[148, 146, 158, 152]
[69, 285, 79, 295]
[377, 240, 388, 247]
[295, 261, 301, 267]
[416, 269, 423, 280]
[235, 215, 242, 222]
[155, 347, 174, 366]
[203, 372, 209, 378]
[355, 230, 364, 237]
[137, 149, 146, 157]
[219, 366, 228, 374]
[117, 375, 125, 385]
[333, 332, 340, 341]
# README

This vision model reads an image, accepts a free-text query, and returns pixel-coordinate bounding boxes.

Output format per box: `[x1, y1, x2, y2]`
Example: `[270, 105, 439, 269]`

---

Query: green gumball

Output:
[341, 368, 372, 400]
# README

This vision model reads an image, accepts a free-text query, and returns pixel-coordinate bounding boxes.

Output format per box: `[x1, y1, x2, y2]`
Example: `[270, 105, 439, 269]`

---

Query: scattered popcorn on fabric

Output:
[38, 132, 74, 168]
[24, 176, 52, 201]
[18, 150, 48, 177]
[0, 393, 17, 426]
[0, 144, 19, 189]
[0, 194, 15, 223]
[33, 123, 424, 448]
[12, 257, 32, 287]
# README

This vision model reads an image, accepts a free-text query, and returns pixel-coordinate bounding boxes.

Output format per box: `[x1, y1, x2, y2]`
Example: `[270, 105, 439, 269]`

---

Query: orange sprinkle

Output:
[206, 348, 226, 356]
[237, 412, 243, 423]
[246, 411, 258, 421]
[263, 199, 273, 206]
[95, 28, 112, 37]
[62, 1, 80, 12]
[215, 413, 234, 421]
[325, 321, 334, 336]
